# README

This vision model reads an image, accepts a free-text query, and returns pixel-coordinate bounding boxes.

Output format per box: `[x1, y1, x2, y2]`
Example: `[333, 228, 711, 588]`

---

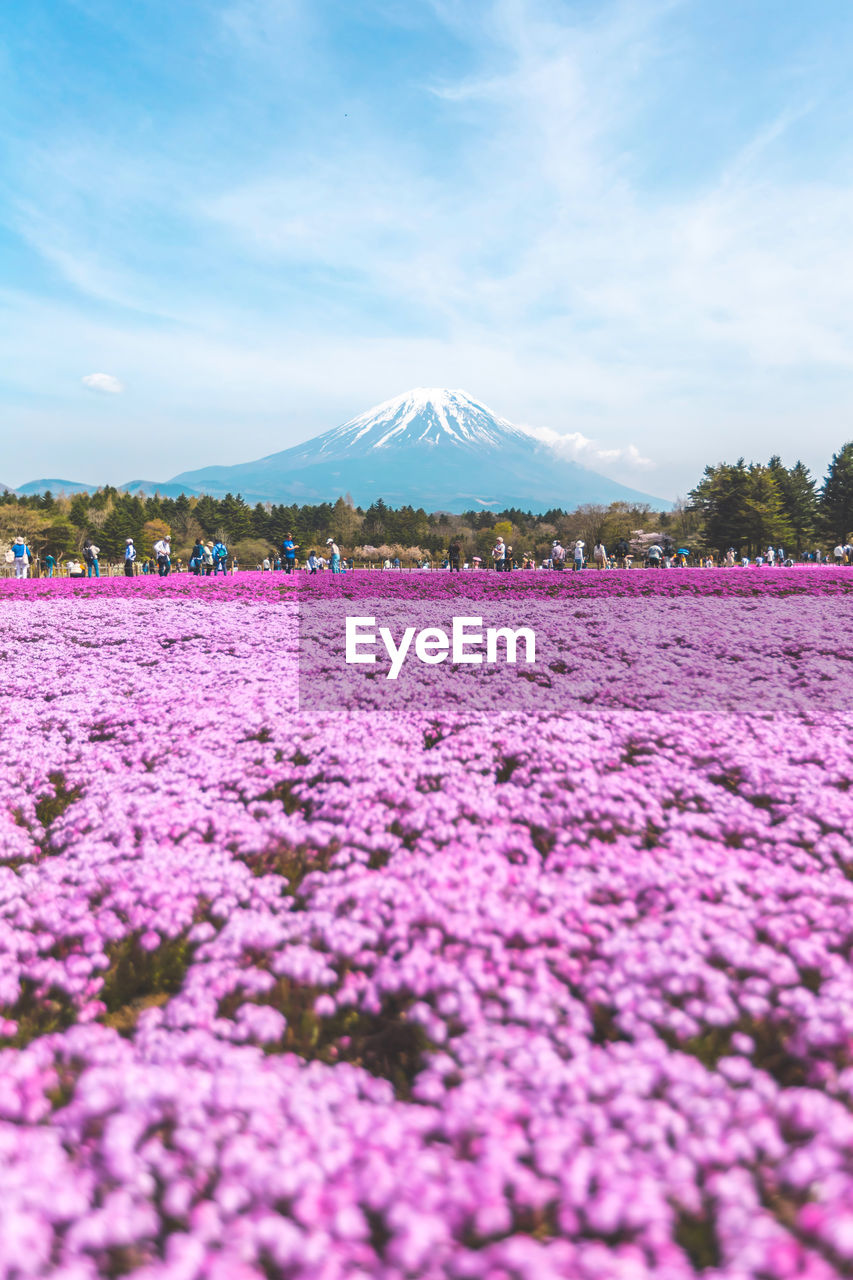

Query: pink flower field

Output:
[2, 568, 853, 1280]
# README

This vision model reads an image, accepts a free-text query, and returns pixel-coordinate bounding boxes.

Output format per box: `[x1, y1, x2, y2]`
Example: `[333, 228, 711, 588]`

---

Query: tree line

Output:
[2, 441, 853, 565]
[687, 444, 853, 555]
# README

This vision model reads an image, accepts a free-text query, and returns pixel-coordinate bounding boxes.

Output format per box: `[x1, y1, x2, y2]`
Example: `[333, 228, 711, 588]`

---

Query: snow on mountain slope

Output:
[168, 388, 670, 512]
[314, 388, 533, 455]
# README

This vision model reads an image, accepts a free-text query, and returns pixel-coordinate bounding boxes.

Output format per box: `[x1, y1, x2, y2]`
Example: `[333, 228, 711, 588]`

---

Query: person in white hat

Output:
[326, 538, 341, 574]
[124, 537, 136, 578]
[11, 536, 31, 580]
[153, 534, 171, 577]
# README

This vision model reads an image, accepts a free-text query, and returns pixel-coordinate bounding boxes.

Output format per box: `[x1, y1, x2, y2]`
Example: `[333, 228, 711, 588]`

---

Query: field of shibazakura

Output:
[2, 568, 853, 1280]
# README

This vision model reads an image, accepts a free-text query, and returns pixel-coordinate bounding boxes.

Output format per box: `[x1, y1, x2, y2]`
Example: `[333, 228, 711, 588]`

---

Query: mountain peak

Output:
[318, 387, 531, 455]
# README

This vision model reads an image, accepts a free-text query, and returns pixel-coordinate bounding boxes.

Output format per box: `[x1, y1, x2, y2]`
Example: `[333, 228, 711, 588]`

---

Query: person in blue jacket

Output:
[11, 537, 32, 579]
[212, 539, 228, 575]
[124, 538, 137, 577]
[281, 533, 299, 574]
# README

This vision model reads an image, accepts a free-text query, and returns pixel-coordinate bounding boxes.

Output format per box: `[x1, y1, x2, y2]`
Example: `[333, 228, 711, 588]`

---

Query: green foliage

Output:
[691, 459, 802, 555]
[820, 442, 853, 540]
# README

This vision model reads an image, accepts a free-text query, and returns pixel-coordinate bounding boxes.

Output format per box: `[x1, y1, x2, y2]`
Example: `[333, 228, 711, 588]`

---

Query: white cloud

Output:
[82, 372, 125, 394]
[523, 424, 655, 472]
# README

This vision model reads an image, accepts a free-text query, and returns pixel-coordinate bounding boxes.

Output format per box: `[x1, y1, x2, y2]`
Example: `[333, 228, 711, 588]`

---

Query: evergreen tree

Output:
[99, 506, 143, 559]
[220, 493, 252, 540]
[689, 460, 751, 552]
[770, 458, 816, 552]
[69, 494, 90, 528]
[740, 465, 793, 554]
[251, 503, 271, 540]
[194, 495, 220, 537]
[820, 443, 853, 539]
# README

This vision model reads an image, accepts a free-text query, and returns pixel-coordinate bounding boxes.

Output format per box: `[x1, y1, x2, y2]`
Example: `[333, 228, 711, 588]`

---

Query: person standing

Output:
[326, 538, 341, 573]
[11, 536, 31, 579]
[153, 535, 171, 577]
[212, 539, 228, 575]
[647, 543, 662, 568]
[491, 536, 506, 571]
[282, 534, 298, 574]
[551, 540, 565, 571]
[124, 538, 136, 577]
[83, 540, 100, 578]
[593, 541, 607, 570]
[190, 539, 204, 575]
[44, 551, 56, 579]
[573, 540, 585, 571]
[448, 540, 461, 572]
[306, 550, 319, 575]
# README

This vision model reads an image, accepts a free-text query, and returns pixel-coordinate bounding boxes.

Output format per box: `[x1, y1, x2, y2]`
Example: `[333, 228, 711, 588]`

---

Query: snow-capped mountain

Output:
[313, 388, 533, 455]
[168, 388, 669, 512]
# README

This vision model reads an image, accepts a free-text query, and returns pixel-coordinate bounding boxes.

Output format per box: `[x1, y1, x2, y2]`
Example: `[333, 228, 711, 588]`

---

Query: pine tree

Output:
[100, 507, 142, 560]
[820, 443, 853, 540]
[689, 460, 751, 553]
[740, 465, 793, 554]
[769, 458, 816, 552]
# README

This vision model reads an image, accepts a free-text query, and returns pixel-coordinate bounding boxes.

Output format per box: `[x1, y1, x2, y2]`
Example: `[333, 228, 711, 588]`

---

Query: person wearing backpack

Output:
[212, 539, 228, 575]
[124, 538, 136, 578]
[83, 540, 100, 578]
[189, 539, 204, 575]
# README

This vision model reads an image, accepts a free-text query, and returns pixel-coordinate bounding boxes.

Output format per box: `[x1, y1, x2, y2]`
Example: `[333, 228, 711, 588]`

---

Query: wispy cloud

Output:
[82, 372, 124, 394]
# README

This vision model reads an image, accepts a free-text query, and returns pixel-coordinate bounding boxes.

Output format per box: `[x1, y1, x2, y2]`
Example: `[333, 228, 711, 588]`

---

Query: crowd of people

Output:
[6, 531, 853, 579]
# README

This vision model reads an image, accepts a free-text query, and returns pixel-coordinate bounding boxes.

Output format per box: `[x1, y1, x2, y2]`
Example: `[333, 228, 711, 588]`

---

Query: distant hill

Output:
[13, 479, 200, 499]
[121, 480, 201, 499]
[170, 388, 670, 513]
[14, 479, 98, 496]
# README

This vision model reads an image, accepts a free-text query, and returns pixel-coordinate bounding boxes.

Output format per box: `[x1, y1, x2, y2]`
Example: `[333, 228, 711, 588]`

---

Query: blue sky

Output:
[2, 0, 853, 498]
